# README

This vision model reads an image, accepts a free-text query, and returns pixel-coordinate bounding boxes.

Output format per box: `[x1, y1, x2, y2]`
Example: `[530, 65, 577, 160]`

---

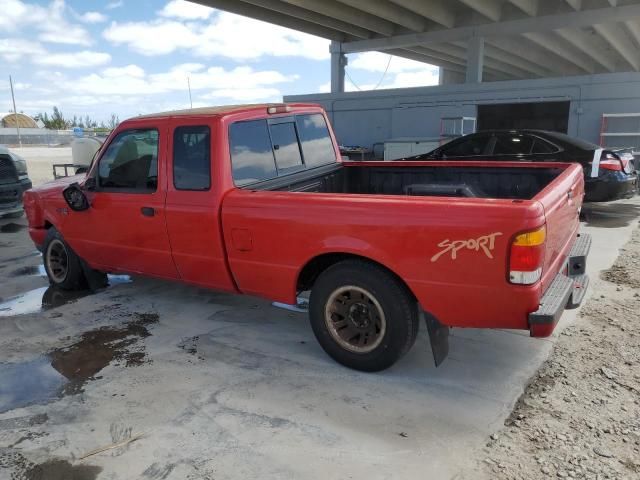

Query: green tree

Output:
[108, 113, 120, 129]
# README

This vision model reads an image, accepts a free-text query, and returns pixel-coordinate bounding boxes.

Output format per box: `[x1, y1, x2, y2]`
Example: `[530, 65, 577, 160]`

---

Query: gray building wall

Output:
[284, 72, 640, 150]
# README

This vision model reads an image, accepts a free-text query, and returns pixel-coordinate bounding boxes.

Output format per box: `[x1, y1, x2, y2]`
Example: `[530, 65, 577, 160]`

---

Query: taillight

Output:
[509, 225, 546, 285]
[599, 154, 624, 171]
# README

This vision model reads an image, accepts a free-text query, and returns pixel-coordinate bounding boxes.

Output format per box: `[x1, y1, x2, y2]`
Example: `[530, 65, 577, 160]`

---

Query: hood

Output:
[32, 174, 85, 196]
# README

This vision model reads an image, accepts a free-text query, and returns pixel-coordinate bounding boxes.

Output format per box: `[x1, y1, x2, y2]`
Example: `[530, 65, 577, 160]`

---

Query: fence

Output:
[0, 128, 108, 147]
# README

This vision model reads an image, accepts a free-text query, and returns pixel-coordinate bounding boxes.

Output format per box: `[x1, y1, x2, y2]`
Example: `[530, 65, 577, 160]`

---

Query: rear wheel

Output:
[43, 228, 86, 290]
[309, 260, 419, 372]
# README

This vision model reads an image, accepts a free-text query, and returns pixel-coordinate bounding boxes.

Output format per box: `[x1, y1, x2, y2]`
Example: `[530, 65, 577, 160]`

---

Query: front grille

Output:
[0, 188, 19, 205]
[0, 156, 18, 184]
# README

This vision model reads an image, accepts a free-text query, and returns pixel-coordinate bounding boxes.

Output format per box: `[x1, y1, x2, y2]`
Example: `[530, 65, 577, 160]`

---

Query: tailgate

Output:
[535, 163, 584, 292]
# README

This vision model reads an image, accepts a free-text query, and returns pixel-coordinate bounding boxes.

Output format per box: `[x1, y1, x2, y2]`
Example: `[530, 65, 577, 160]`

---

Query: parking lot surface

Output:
[0, 151, 638, 479]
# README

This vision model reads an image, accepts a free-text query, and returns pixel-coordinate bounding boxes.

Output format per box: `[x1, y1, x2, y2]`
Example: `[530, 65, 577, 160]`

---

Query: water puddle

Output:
[0, 275, 132, 317]
[0, 358, 66, 413]
[0, 223, 26, 233]
[0, 451, 102, 479]
[0, 312, 159, 413]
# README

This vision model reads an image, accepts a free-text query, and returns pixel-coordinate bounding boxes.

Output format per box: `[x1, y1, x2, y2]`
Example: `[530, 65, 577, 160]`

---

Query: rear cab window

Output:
[173, 125, 211, 191]
[229, 112, 336, 187]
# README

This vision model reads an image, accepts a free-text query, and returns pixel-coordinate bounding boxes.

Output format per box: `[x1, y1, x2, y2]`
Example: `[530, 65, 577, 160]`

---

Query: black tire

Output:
[3, 210, 23, 219]
[309, 260, 419, 372]
[43, 228, 86, 290]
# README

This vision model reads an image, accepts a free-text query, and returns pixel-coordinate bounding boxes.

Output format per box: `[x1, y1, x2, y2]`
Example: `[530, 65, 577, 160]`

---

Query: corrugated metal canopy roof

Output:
[189, 0, 640, 81]
[0, 112, 38, 129]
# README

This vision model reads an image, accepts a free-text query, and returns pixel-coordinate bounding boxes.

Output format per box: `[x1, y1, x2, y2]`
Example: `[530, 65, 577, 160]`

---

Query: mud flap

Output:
[79, 258, 108, 291]
[424, 312, 450, 367]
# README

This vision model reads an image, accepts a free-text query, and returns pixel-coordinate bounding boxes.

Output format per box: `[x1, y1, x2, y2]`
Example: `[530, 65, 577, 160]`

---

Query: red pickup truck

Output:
[23, 103, 590, 372]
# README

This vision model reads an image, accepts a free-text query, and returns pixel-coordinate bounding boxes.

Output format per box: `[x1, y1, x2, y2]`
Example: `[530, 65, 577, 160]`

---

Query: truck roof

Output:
[134, 103, 321, 120]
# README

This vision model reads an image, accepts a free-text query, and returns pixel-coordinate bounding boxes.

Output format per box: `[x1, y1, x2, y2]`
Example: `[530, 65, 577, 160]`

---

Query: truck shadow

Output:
[581, 201, 640, 228]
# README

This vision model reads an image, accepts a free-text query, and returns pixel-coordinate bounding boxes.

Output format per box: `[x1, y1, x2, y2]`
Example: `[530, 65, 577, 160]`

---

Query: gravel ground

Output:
[481, 227, 640, 480]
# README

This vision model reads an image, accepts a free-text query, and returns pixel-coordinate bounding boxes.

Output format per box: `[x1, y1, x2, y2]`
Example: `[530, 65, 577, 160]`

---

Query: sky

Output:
[0, 0, 440, 123]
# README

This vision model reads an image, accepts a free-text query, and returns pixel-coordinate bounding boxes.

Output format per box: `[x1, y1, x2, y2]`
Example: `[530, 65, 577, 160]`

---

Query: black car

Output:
[0, 145, 32, 218]
[408, 130, 638, 202]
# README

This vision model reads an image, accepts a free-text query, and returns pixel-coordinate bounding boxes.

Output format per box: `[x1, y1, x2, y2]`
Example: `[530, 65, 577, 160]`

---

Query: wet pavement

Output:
[0, 275, 132, 317]
[0, 197, 638, 479]
[0, 312, 158, 413]
[0, 223, 26, 234]
[0, 452, 102, 480]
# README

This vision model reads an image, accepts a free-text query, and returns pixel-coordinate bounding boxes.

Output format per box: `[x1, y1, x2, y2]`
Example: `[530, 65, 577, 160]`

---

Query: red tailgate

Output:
[534, 163, 584, 293]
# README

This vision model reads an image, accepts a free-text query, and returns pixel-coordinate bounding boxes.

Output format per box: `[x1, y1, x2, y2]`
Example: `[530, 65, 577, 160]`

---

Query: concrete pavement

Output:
[0, 185, 638, 478]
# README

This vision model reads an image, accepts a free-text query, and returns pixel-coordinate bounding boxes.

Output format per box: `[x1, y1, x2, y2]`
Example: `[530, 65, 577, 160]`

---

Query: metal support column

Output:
[330, 41, 347, 93]
[466, 36, 484, 83]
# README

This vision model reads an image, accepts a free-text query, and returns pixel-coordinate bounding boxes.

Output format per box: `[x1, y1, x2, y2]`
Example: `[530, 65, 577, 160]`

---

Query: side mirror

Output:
[62, 183, 90, 211]
[84, 177, 96, 191]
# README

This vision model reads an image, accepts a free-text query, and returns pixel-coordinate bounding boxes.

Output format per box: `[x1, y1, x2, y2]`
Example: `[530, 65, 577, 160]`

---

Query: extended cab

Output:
[24, 104, 590, 372]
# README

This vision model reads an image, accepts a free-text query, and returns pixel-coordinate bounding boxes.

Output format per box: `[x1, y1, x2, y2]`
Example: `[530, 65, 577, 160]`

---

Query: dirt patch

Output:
[480, 228, 640, 479]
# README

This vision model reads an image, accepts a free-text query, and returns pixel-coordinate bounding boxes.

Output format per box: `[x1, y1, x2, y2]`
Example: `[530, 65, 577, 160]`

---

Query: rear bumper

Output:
[584, 171, 637, 202]
[529, 233, 591, 337]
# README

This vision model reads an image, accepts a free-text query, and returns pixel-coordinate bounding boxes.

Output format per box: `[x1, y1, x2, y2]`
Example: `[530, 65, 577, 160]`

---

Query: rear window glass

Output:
[493, 134, 534, 155]
[542, 131, 597, 150]
[269, 122, 303, 172]
[173, 125, 210, 190]
[229, 120, 277, 186]
[296, 114, 336, 167]
[443, 135, 488, 157]
[532, 138, 558, 154]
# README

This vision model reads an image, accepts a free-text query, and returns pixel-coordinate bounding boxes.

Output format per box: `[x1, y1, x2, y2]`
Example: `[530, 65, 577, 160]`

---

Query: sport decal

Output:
[430, 232, 503, 263]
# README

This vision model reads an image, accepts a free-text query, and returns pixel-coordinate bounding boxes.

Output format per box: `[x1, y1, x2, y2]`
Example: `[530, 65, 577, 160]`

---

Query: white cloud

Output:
[0, 0, 92, 46]
[350, 52, 438, 74]
[158, 0, 212, 20]
[16, 63, 292, 119]
[105, 0, 123, 9]
[345, 52, 439, 91]
[77, 11, 108, 23]
[30, 63, 292, 101]
[103, 10, 330, 60]
[0, 38, 45, 62]
[201, 88, 282, 102]
[102, 64, 146, 78]
[34, 50, 112, 69]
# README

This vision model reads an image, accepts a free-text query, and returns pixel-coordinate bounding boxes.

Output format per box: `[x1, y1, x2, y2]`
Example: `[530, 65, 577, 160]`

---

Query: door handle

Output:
[141, 207, 155, 217]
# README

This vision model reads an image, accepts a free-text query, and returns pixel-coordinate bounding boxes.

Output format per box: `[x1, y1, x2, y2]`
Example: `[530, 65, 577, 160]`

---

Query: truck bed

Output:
[223, 160, 584, 332]
[251, 161, 565, 200]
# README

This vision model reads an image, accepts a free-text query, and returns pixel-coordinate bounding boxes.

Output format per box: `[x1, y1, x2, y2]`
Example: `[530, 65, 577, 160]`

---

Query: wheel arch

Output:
[296, 252, 417, 302]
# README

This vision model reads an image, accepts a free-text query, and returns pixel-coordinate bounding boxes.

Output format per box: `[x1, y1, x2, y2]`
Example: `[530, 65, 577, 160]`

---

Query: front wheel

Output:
[309, 260, 419, 372]
[43, 228, 87, 290]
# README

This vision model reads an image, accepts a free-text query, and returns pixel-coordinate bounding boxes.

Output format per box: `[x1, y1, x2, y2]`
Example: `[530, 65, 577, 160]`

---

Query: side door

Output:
[164, 119, 236, 291]
[67, 123, 178, 278]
